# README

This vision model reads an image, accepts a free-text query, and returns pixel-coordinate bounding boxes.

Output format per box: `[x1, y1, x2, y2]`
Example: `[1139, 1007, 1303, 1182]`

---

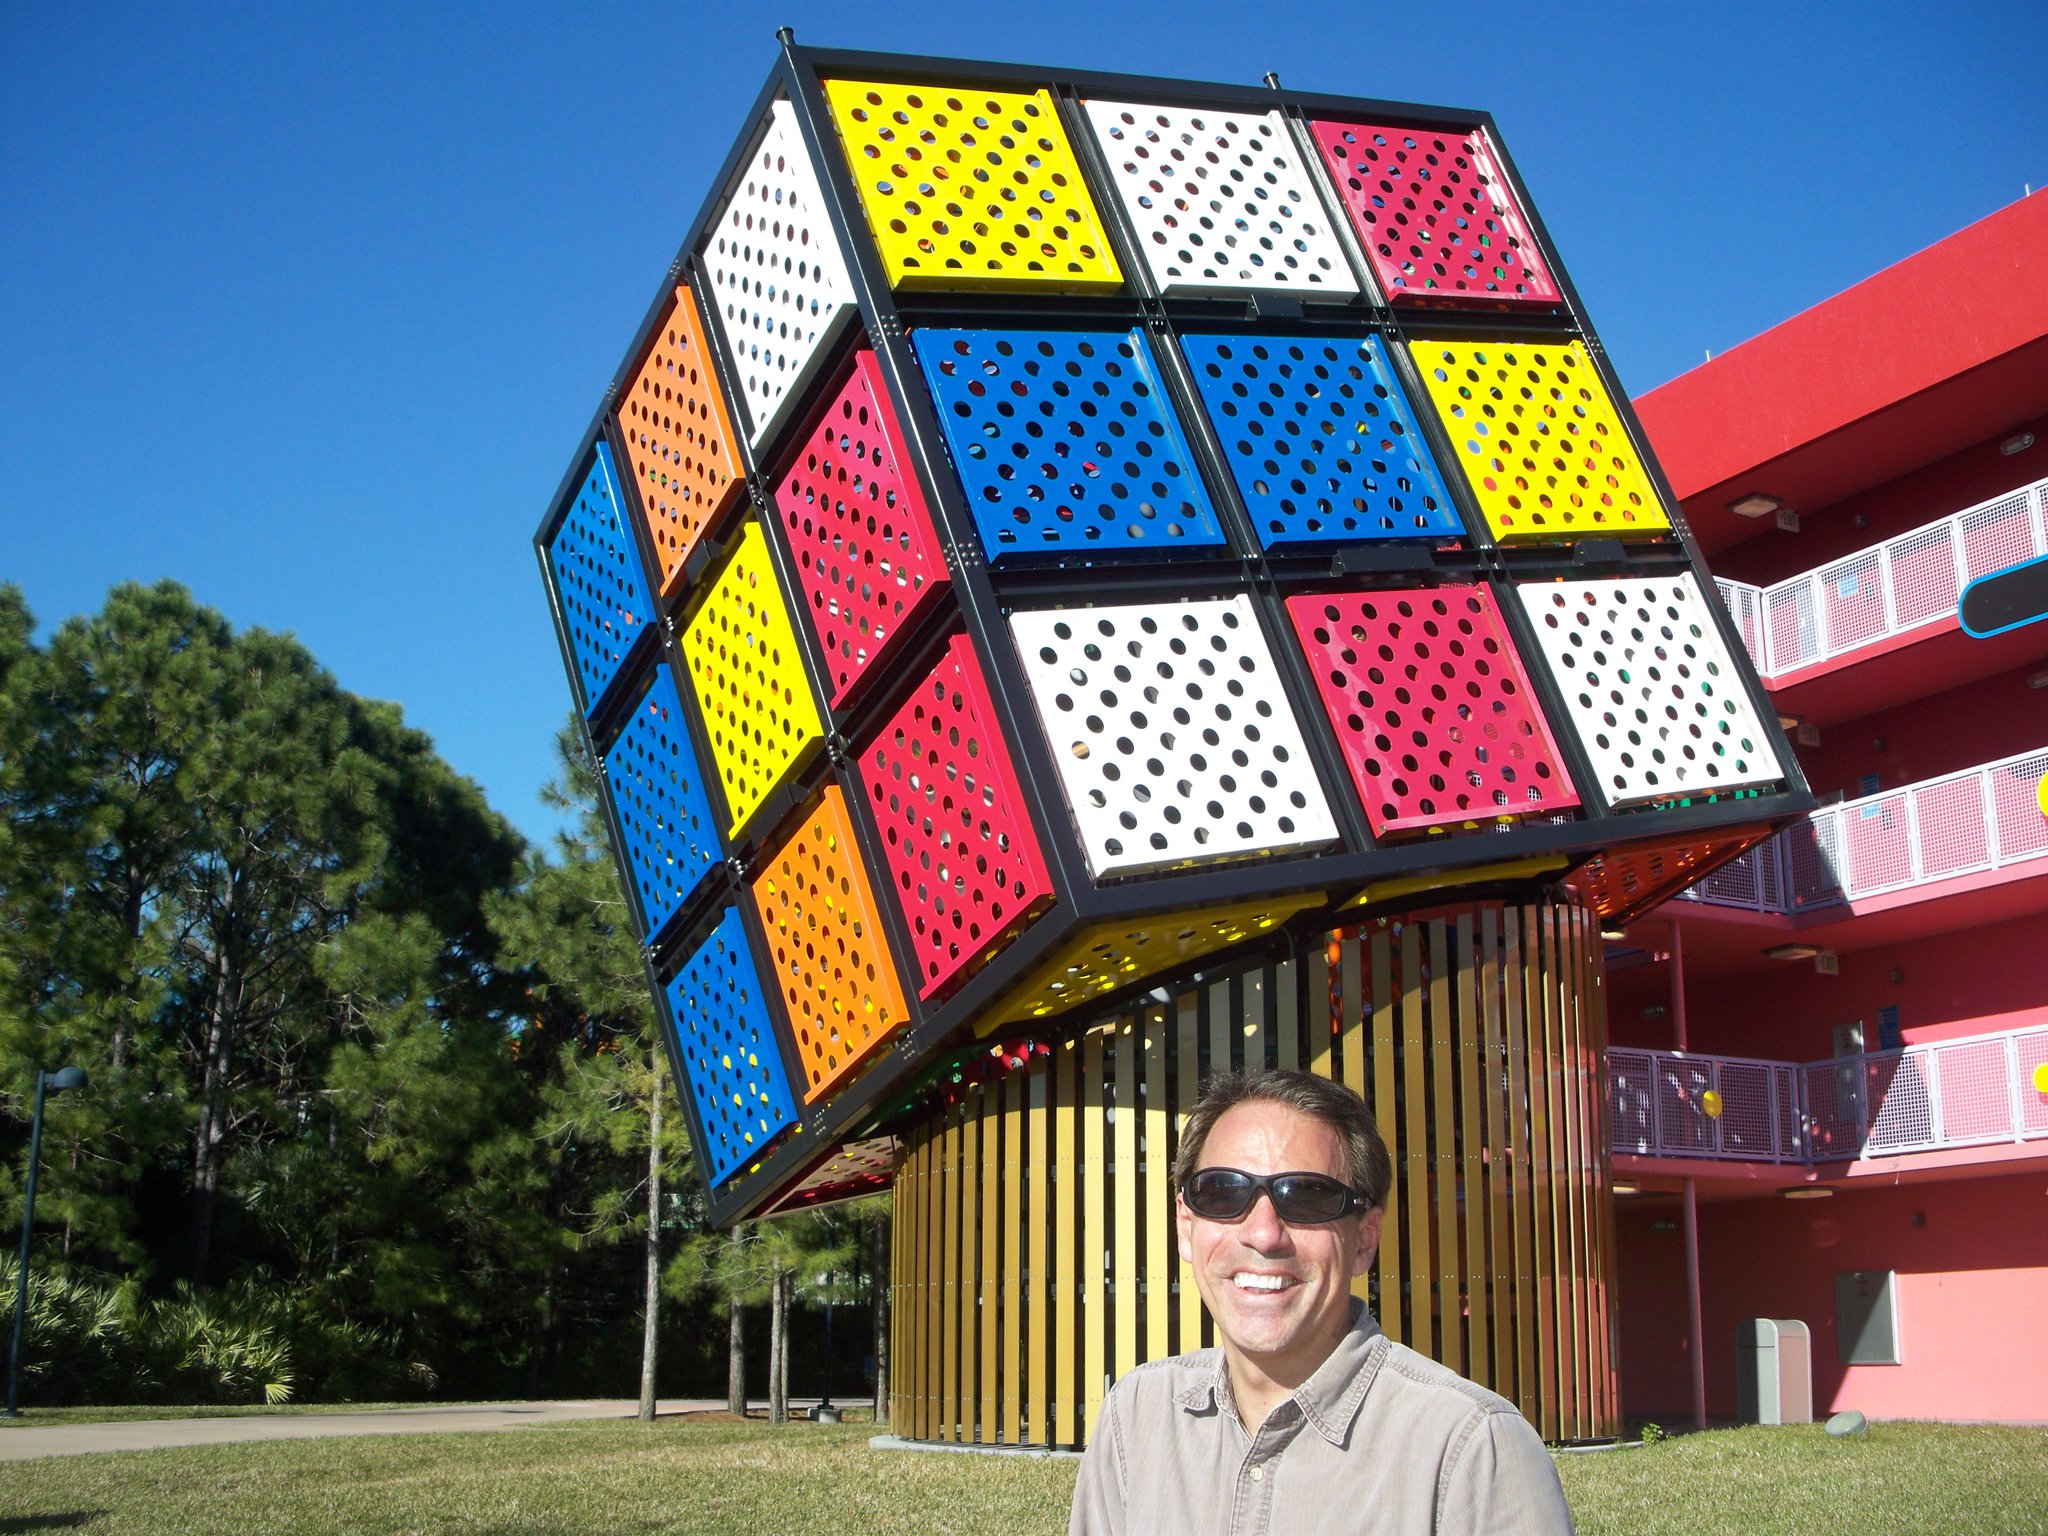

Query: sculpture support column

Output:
[889, 893, 1620, 1448]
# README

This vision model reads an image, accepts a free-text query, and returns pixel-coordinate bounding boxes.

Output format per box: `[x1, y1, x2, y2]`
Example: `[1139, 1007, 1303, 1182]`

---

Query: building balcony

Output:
[1609, 1024, 2048, 1170]
[1671, 744, 2048, 916]
[1712, 472, 2048, 725]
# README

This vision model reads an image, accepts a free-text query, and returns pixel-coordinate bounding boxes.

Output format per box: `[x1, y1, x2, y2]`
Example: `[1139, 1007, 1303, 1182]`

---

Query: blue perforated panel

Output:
[1180, 334, 1462, 550]
[665, 907, 799, 1187]
[602, 665, 722, 941]
[912, 327, 1228, 563]
[544, 441, 653, 715]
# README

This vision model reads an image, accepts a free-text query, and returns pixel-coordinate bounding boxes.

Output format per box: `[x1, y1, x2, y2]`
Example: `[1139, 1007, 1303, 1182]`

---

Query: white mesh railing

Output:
[1801, 1024, 2048, 1160]
[1672, 746, 2048, 913]
[1608, 1047, 1807, 1162]
[1710, 473, 2048, 679]
[1611, 1024, 2048, 1166]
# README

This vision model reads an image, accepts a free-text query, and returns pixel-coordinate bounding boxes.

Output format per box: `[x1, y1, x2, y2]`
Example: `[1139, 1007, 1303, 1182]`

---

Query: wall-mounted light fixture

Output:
[1783, 1186, 1835, 1200]
[2000, 431, 2036, 456]
[1764, 943, 1822, 962]
[1728, 493, 1783, 518]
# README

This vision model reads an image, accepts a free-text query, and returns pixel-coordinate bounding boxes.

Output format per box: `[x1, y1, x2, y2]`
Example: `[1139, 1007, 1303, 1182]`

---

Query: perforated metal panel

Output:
[859, 634, 1056, 1001]
[1409, 337, 1673, 544]
[984, 892, 1325, 1028]
[615, 283, 744, 596]
[702, 99, 859, 450]
[1181, 333, 1461, 549]
[759, 1134, 902, 1214]
[750, 783, 911, 1102]
[603, 666, 723, 940]
[771, 349, 951, 704]
[665, 906, 800, 1186]
[1571, 827, 1771, 921]
[1285, 585, 1577, 835]
[679, 521, 827, 836]
[822, 79, 1123, 293]
[1010, 596, 1341, 878]
[1515, 575, 1782, 809]
[913, 327, 1227, 563]
[544, 441, 652, 717]
[1080, 100, 1358, 299]
[1308, 119, 1559, 306]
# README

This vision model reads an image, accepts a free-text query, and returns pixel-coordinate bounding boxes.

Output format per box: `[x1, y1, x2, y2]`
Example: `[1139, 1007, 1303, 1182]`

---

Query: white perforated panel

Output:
[1009, 596, 1340, 879]
[701, 99, 859, 452]
[1514, 574, 1784, 809]
[1081, 100, 1359, 299]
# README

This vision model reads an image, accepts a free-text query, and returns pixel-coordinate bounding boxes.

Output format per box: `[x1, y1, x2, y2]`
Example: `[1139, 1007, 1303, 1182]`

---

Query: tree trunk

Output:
[530, 1267, 557, 1398]
[726, 1229, 747, 1416]
[768, 1260, 788, 1424]
[190, 928, 242, 1286]
[871, 1211, 889, 1424]
[638, 1063, 662, 1423]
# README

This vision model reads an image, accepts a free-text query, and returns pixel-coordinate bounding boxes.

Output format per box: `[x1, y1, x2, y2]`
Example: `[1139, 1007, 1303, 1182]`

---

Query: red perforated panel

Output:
[1285, 585, 1579, 836]
[1571, 826, 1773, 924]
[1308, 119, 1560, 307]
[859, 634, 1055, 1001]
[772, 350, 952, 705]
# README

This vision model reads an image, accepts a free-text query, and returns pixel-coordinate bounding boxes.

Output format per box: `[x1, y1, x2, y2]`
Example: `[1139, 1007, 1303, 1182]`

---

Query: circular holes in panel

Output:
[1009, 595, 1339, 878]
[1307, 118, 1560, 306]
[1512, 574, 1782, 809]
[1181, 332, 1463, 549]
[602, 666, 723, 937]
[545, 441, 652, 717]
[912, 326, 1229, 564]
[1283, 584, 1579, 837]
[666, 907, 800, 1186]
[1080, 99, 1359, 299]
[1406, 336, 1673, 544]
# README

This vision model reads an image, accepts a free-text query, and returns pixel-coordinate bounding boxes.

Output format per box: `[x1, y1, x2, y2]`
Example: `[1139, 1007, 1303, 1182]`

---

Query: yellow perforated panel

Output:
[982, 892, 1324, 1031]
[751, 784, 912, 1102]
[823, 78, 1123, 292]
[1408, 337, 1673, 544]
[679, 521, 827, 836]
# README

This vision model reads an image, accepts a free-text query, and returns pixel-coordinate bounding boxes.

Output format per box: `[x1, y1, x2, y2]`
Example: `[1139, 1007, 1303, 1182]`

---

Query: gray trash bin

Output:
[1736, 1318, 1813, 1425]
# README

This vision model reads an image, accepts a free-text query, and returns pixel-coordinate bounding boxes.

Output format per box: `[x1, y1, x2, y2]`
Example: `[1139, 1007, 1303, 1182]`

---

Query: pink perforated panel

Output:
[1308, 119, 1559, 306]
[859, 634, 1056, 1001]
[772, 350, 952, 706]
[1285, 585, 1579, 836]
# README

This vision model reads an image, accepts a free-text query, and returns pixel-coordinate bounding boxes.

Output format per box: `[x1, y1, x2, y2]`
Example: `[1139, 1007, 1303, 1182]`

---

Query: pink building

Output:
[1608, 189, 2048, 1425]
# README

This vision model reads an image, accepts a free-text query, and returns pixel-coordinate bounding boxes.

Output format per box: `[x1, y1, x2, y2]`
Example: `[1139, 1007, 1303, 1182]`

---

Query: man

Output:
[1069, 1068, 1574, 1535]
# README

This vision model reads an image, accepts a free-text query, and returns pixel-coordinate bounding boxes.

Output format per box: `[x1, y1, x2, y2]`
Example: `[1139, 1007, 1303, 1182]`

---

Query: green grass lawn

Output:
[0, 1417, 2041, 1535]
[0, 1402, 467, 1427]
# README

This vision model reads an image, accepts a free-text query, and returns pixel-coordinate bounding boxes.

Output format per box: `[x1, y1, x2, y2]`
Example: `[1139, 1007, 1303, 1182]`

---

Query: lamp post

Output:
[5, 1065, 88, 1418]
[810, 1266, 839, 1423]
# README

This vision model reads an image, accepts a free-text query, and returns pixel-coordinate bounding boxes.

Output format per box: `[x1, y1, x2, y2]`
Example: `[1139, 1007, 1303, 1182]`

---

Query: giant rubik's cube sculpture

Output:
[535, 38, 1810, 1224]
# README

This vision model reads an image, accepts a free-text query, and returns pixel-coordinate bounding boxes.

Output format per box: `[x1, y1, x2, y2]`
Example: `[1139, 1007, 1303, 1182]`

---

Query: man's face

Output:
[1176, 1099, 1382, 1390]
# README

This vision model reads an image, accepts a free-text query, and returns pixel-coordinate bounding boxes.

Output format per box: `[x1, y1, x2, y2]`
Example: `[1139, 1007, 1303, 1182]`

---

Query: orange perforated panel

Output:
[750, 783, 912, 1102]
[1570, 826, 1772, 924]
[615, 283, 744, 596]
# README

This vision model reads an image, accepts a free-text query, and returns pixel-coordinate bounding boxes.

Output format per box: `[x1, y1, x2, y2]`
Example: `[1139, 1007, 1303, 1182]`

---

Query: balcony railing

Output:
[1610, 1024, 2048, 1166]
[1713, 471, 2048, 679]
[1672, 745, 2048, 913]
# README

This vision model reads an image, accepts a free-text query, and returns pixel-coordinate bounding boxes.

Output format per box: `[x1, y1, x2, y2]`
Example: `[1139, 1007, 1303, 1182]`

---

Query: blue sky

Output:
[4, 1, 2044, 848]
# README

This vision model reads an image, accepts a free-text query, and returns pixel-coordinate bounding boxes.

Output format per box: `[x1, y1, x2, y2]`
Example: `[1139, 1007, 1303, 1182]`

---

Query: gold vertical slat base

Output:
[887, 893, 1619, 1448]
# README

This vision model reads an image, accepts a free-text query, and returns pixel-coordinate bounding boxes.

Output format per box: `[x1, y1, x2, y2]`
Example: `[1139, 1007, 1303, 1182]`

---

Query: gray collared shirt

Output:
[1069, 1303, 1575, 1535]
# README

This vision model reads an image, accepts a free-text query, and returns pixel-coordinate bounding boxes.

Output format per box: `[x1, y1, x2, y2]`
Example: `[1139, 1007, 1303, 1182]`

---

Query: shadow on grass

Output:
[1, 1514, 105, 1532]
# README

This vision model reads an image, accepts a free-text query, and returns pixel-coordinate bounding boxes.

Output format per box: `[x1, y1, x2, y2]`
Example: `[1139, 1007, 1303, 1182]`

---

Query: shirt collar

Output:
[1171, 1300, 1388, 1443]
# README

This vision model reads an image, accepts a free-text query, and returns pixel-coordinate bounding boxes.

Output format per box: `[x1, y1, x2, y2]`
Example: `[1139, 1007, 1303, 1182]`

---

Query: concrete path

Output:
[0, 1398, 826, 1461]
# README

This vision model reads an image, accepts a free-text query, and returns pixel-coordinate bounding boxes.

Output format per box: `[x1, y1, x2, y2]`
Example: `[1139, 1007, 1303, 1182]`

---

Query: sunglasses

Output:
[1180, 1167, 1371, 1225]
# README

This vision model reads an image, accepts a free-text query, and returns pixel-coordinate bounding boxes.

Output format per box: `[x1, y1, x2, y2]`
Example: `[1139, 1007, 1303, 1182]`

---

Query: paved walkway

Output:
[0, 1398, 821, 1461]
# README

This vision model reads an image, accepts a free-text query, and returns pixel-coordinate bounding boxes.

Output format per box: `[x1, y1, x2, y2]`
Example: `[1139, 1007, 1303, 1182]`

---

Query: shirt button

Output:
[1249, 1467, 1264, 1483]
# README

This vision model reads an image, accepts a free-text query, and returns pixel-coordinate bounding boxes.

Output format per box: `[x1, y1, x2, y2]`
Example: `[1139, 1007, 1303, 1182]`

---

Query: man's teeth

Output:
[1233, 1273, 1293, 1292]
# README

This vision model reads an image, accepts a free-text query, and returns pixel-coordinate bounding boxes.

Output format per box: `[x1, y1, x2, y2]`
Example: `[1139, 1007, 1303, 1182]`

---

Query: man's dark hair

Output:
[1173, 1068, 1393, 1212]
